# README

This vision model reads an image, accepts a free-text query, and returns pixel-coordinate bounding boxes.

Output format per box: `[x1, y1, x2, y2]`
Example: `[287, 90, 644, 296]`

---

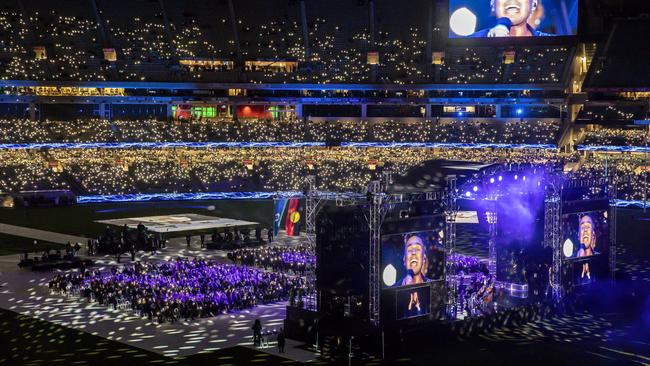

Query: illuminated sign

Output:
[179, 59, 234, 70]
[443, 106, 476, 114]
[244, 60, 298, 73]
[20, 86, 125, 97]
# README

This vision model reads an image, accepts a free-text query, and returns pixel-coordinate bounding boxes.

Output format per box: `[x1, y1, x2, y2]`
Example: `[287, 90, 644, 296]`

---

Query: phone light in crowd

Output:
[382, 264, 397, 287]
[449, 7, 477, 36]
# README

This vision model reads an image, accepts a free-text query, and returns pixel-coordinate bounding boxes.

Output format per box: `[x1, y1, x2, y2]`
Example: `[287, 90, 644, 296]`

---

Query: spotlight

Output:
[382, 264, 397, 287]
[449, 7, 477, 36]
[522, 176, 526, 181]
[516, 108, 523, 115]
[465, 191, 471, 197]
[498, 176, 502, 182]
[490, 177, 495, 184]
[514, 174, 518, 180]
[472, 186, 478, 192]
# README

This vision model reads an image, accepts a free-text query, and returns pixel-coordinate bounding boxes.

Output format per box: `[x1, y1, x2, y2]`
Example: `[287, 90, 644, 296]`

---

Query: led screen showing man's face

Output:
[381, 229, 444, 288]
[562, 210, 609, 285]
[404, 235, 426, 283]
[448, 0, 578, 38]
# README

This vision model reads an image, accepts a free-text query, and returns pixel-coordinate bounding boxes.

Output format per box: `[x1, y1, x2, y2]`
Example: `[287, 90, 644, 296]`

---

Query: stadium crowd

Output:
[0, 147, 566, 194]
[227, 245, 315, 275]
[0, 118, 559, 144]
[581, 127, 649, 146]
[0, 2, 570, 84]
[1, 146, 648, 200]
[48, 257, 311, 322]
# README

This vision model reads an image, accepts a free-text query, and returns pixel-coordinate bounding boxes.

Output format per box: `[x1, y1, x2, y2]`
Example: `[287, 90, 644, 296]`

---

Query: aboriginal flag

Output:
[284, 198, 302, 236]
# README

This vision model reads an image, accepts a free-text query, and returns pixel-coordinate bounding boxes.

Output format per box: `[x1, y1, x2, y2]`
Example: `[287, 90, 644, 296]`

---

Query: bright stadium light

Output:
[450, 7, 477, 36]
[382, 264, 397, 287]
[563, 239, 574, 258]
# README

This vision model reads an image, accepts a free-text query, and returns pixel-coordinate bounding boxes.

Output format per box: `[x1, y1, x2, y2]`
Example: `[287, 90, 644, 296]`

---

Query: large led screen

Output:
[381, 229, 445, 289]
[562, 210, 609, 285]
[449, 0, 578, 38]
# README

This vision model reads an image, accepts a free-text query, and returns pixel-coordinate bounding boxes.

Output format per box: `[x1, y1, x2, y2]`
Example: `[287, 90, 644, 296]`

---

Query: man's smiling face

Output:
[405, 236, 424, 276]
[495, 0, 533, 26]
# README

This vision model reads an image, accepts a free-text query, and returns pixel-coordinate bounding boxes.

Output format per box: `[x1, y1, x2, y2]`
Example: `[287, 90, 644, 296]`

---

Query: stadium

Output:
[0, 0, 649, 365]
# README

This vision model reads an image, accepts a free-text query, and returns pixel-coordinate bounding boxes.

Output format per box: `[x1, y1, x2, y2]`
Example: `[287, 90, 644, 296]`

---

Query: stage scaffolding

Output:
[444, 176, 458, 318]
[543, 182, 562, 300]
[306, 172, 447, 325]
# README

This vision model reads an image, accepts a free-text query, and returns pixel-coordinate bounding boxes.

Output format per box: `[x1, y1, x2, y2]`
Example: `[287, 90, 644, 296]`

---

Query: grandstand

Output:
[0, 0, 646, 208]
[1, 1, 650, 366]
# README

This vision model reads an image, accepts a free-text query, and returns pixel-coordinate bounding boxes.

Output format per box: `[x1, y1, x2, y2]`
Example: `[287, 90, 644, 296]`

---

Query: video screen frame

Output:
[561, 209, 610, 287]
[395, 283, 432, 320]
[381, 227, 445, 289]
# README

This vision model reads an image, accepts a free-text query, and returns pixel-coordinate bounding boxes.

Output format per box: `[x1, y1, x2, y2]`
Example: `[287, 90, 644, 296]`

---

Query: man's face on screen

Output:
[580, 217, 595, 249]
[495, 0, 533, 27]
[405, 236, 425, 276]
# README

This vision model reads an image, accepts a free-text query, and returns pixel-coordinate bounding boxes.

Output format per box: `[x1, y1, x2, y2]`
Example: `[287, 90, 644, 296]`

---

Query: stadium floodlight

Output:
[450, 7, 477, 36]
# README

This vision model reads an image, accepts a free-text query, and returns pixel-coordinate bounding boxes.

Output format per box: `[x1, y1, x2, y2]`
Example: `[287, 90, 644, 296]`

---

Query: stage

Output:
[96, 213, 259, 234]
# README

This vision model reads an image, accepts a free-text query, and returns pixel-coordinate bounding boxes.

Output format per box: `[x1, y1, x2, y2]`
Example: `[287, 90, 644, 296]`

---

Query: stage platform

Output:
[96, 213, 259, 234]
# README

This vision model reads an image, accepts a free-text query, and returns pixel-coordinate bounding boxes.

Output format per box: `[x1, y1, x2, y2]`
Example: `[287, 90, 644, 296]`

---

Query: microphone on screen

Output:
[488, 17, 512, 37]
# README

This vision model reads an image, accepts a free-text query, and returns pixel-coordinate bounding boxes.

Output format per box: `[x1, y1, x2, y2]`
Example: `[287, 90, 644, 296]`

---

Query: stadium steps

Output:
[584, 43, 598, 70]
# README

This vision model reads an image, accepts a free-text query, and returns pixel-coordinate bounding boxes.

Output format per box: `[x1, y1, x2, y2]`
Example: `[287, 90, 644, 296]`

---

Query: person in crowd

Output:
[277, 328, 286, 353]
[186, 235, 192, 248]
[252, 319, 262, 346]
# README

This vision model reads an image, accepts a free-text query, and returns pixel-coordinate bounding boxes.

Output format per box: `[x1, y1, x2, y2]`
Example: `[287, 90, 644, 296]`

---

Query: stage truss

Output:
[543, 182, 562, 300]
[306, 172, 447, 325]
[444, 176, 458, 319]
